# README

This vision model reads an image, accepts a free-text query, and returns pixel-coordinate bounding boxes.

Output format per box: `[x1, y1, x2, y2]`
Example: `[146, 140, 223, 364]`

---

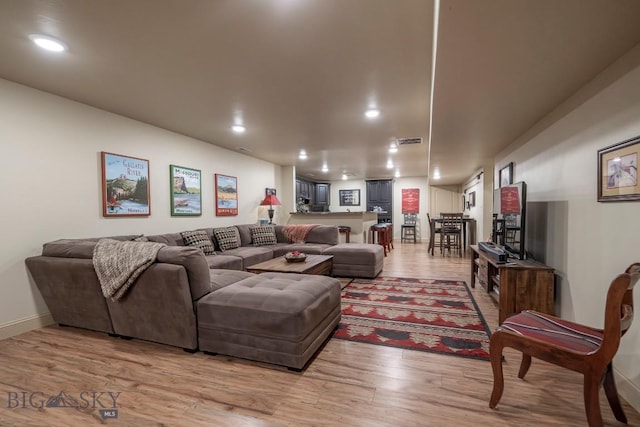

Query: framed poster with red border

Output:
[215, 174, 238, 216]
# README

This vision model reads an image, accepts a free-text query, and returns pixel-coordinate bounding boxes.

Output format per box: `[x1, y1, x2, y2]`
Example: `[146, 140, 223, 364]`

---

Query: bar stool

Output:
[400, 213, 417, 243]
[369, 224, 390, 256]
[337, 226, 351, 243]
[383, 223, 394, 250]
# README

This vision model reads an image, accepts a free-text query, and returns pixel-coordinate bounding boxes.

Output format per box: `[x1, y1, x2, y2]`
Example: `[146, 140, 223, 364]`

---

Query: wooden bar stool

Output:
[337, 226, 351, 243]
[369, 224, 390, 256]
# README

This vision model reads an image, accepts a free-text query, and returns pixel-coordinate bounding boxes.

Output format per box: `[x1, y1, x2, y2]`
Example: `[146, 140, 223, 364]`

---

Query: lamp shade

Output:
[260, 194, 281, 206]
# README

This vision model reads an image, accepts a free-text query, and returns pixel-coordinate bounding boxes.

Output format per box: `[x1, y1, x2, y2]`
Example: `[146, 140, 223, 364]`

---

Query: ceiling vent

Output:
[396, 137, 423, 146]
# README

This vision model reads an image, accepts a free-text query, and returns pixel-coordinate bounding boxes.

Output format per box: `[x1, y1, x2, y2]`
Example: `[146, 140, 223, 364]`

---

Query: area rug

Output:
[332, 276, 492, 361]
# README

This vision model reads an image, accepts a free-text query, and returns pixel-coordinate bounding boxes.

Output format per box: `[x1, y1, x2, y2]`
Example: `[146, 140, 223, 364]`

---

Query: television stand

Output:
[470, 245, 555, 324]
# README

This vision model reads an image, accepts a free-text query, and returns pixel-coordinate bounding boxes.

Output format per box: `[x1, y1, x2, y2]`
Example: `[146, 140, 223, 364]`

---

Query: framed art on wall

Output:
[170, 165, 201, 216]
[499, 162, 513, 188]
[598, 135, 640, 202]
[339, 189, 360, 206]
[468, 191, 476, 207]
[265, 188, 276, 196]
[401, 188, 420, 213]
[101, 151, 150, 217]
[215, 174, 238, 215]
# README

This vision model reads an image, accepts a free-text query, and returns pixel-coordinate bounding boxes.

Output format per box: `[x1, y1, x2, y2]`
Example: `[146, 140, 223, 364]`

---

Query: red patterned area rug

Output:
[332, 276, 492, 361]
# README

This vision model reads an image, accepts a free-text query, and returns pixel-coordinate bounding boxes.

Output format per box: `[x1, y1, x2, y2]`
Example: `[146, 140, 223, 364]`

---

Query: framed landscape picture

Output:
[170, 165, 201, 216]
[215, 174, 238, 216]
[598, 135, 640, 202]
[101, 151, 150, 217]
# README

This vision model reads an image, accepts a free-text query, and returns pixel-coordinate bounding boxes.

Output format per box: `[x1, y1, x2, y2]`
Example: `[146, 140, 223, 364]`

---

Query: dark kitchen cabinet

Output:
[366, 179, 393, 223]
[315, 183, 330, 206]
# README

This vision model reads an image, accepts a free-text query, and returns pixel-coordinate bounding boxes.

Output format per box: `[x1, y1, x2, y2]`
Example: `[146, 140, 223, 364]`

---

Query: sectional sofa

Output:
[25, 224, 384, 369]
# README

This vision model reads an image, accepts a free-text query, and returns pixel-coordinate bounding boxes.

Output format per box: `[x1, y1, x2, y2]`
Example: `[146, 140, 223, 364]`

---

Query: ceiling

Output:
[2, 0, 640, 185]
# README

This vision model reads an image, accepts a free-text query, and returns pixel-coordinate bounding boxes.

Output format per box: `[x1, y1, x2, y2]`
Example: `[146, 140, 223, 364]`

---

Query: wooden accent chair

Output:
[489, 263, 640, 427]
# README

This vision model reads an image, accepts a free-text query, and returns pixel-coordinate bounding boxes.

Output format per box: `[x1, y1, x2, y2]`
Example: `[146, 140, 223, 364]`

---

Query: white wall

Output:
[462, 171, 484, 242]
[495, 46, 640, 410]
[393, 176, 430, 240]
[329, 179, 366, 212]
[0, 79, 280, 333]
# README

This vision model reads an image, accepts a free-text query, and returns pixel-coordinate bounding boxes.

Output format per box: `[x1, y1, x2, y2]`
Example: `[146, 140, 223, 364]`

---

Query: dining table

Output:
[428, 216, 477, 255]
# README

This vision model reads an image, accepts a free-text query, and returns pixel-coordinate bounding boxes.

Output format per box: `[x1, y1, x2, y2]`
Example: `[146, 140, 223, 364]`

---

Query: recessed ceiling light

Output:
[395, 170, 401, 178]
[299, 150, 308, 160]
[321, 164, 328, 172]
[29, 34, 67, 52]
[342, 173, 347, 180]
[386, 160, 393, 169]
[365, 109, 380, 119]
[432, 171, 441, 180]
[388, 143, 398, 153]
[231, 124, 246, 133]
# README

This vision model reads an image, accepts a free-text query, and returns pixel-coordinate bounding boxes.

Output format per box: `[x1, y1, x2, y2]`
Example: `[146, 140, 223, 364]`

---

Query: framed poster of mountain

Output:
[170, 165, 201, 216]
[101, 152, 150, 217]
[215, 174, 238, 216]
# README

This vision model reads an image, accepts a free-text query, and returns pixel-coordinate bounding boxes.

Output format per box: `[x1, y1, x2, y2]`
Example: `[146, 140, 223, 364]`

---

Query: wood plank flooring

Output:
[1, 242, 639, 426]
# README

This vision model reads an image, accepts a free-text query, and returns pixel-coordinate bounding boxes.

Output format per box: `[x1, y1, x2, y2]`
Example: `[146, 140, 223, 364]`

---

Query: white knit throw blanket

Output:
[93, 239, 166, 301]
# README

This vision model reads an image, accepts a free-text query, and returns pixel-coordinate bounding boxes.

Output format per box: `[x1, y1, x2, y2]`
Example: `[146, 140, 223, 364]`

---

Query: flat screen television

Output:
[492, 181, 527, 260]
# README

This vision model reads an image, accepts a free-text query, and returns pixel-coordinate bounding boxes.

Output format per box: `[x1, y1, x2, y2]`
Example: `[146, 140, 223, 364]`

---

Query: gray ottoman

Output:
[322, 243, 383, 278]
[197, 273, 341, 370]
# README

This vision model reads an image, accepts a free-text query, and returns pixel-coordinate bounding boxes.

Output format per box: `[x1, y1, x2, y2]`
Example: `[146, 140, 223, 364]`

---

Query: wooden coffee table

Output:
[246, 255, 333, 275]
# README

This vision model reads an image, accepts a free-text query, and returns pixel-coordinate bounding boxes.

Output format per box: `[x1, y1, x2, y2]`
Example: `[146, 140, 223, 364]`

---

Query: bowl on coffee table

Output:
[284, 251, 307, 263]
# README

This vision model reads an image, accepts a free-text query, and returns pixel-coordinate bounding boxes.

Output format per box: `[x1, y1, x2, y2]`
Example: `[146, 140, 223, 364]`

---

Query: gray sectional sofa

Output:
[25, 224, 384, 369]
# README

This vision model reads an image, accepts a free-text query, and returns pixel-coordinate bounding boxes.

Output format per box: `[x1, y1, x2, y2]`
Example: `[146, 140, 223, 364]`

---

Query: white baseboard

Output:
[615, 369, 640, 413]
[0, 313, 55, 340]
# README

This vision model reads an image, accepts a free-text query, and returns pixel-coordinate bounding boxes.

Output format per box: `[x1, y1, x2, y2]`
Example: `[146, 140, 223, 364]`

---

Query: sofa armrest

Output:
[156, 246, 212, 300]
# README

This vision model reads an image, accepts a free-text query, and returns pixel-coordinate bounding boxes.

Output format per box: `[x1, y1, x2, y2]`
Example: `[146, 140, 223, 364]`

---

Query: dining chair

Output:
[426, 213, 441, 255]
[489, 263, 640, 427]
[439, 212, 463, 257]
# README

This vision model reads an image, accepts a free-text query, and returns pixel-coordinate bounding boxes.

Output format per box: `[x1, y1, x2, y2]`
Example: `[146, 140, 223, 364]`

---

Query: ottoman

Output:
[322, 243, 383, 278]
[197, 272, 341, 370]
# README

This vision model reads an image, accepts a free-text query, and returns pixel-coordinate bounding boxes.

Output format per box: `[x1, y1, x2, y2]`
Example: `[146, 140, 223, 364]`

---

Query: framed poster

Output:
[101, 151, 150, 217]
[401, 188, 419, 213]
[215, 174, 238, 216]
[499, 162, 513, 188]
[339, 189, 360, 206]
[170, 165, 201, 216]
[598, 136, 640, 202]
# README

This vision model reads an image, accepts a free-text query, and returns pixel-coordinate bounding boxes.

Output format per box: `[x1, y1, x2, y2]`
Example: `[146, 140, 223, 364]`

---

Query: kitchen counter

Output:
[288, 212, 379, 243]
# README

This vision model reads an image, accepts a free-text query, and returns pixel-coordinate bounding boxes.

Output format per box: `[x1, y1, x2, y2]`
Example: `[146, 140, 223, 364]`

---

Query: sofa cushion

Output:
[249, 225, 277, 246]
[180, 230, 215, 255]
[213, 227, 240, 251]
[205, 254, 243, 270]
[221, 246, 274, 268]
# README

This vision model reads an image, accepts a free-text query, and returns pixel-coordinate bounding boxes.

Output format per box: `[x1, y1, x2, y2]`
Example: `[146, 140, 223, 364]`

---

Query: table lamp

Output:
[260, 194, 281, 224]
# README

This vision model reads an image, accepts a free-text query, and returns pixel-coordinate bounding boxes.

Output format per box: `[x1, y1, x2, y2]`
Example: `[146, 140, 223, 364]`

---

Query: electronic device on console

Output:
[478, 241, 508, 263]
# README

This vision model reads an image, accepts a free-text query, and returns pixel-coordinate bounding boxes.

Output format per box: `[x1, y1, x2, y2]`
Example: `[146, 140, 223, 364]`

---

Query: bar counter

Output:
[288, 212, 378, 243]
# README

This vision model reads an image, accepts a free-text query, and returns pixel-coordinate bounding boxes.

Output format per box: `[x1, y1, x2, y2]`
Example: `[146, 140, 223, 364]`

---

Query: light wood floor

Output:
[1, 242, 639, 426]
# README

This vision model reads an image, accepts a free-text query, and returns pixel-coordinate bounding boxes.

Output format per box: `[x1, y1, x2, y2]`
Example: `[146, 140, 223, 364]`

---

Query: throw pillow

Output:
[213, 227, 240, 251]
[180, 230, 215, 255]
[249, 225, 277, 246]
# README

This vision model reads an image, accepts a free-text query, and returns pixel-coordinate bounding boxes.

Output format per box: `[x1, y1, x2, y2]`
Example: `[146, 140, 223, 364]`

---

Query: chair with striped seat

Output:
[489, 263, 640, 427]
